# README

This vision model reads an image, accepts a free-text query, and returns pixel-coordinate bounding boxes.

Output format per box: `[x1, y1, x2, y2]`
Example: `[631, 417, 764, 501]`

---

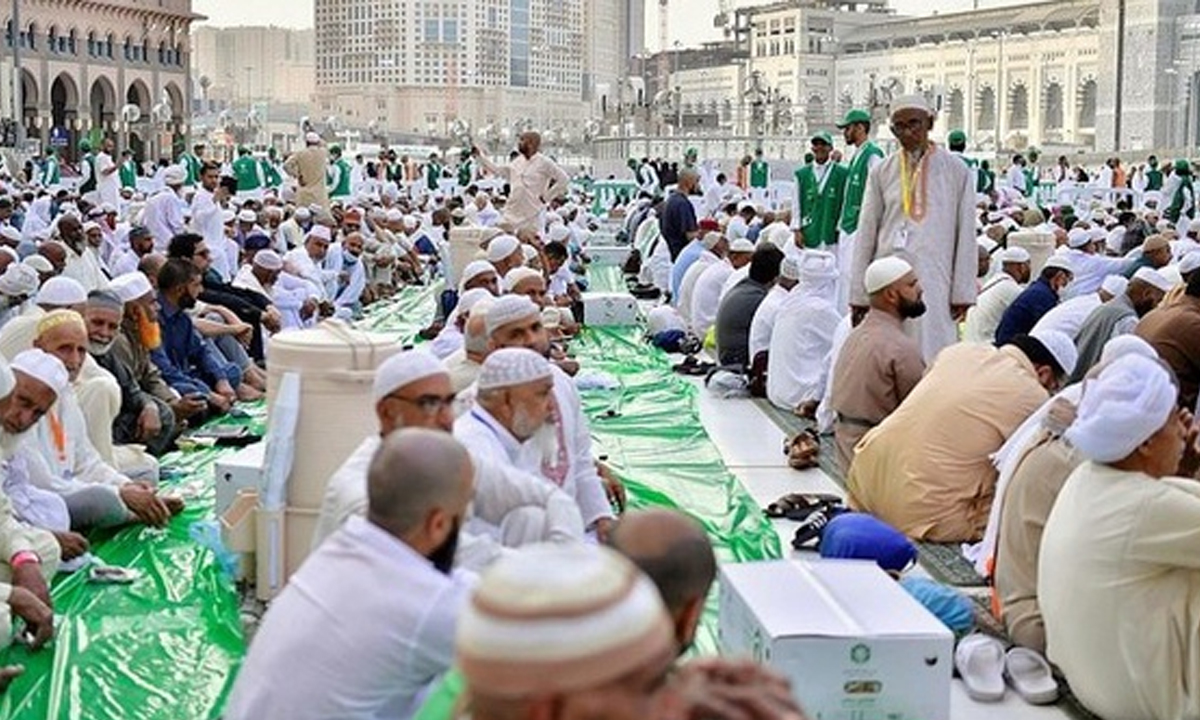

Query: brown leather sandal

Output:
[785, 429, 821, 471]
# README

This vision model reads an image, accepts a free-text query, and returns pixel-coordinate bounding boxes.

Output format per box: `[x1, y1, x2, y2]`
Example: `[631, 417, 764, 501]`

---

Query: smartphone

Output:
[88, 566, 140, 584]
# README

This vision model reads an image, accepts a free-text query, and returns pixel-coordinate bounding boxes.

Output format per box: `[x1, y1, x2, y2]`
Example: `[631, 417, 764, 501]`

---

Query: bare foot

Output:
[163, 496, 186, 516]
[236, 384, 264, 402]
[0, 665, 23, 692]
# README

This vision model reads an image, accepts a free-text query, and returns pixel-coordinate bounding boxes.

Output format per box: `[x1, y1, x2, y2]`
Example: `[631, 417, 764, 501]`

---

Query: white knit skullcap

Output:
[371, 350, 447, 403]
[864, 256, 912, 294]
[780, 256, 802, 281]
[504, 267, 543, 292]
[237, 209, 257, 223]
[485, 295, 540, 337]
[729, 238, 756, 254]
[1042, 255, 1074, 274]
[890, 94, 934, 116]
[548, 224, 571, 243]
[109, 272, 153, 303]
[21, 255, 53, 274]
[1132, 267, 1173, 293]
[456, 544, 674, 699]
[1030, 329, 1078, 377]
[0, 226, 20, 245]
[1100, 274, 1128, 297]
[646, 305, 686, 336]
[294, 207, 312, 221]
[1179, 251, 1200, 275]
[35, 276, 86, 307]
[11, 348, 68, 396]
[1066, 354, 1177, 463]
[385, 208, 404, 223]
[700, 231, 723, 250]
[460, 260, 498, 292]
[1000, 247, 1031, 264]
[403, 215, 418, 230]
[521, 245, 539, 263]
[1105, 226, 1127, 254]
[1066, 228, 1091, 249]
[476, 347, 552, 391]
[0, 264, 38, 297]
[486, 234, 521, 263]
[1099, 335, 1159, 367]
[253, 250, 284, 271]
[457, 288, 495, 318]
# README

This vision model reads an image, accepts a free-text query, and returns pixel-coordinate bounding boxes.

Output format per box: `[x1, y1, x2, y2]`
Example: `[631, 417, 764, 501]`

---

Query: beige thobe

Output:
[829, 311, 925, 473]
[850, 145, 979, 361]
[1041, 464, 1200, 720]
[477, 152, 569, 234]
[845, 344, 1047, 542]
[284, 147, 331, 212]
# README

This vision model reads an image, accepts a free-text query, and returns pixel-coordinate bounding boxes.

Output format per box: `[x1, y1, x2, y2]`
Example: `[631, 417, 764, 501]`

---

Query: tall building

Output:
[314, 0, 643, 142]
[191, 26, 315, 111]
[0, 0, 200, 161]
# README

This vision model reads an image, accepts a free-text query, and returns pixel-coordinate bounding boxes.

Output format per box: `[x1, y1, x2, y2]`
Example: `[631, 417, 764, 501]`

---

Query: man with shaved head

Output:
[472, 131, 570, 235]
[227, 429, 476, 720]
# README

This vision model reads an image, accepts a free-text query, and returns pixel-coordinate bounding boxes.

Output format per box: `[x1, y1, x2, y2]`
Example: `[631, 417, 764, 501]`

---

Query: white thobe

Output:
[815, 315, 854, 434]
[748, 284, 788, 360]
[22, 389, 128, 500]
[766, 284, 842, 410]
[1006, 165, 1027, 195]
[963, 273, 1023, 344]
[690, 259, 733, 338]
[62, 245, 109, 292]
[283, 247, 333, 300]
[323, 244, 367, 319]
[191, 188, 234, 282]
[676, 251, 718, 324]
[95, 152, 120, 208]
[224, 515, 474, 720]
[547, 367, 613, 528]
[851, 146, 978, 362]
[143, 188, 185, 251]
[719, 265, 750, 304]
[426, 325, 464, 360]
[1030, 292, 1104, 339]
[1060, 249, 1134, 298]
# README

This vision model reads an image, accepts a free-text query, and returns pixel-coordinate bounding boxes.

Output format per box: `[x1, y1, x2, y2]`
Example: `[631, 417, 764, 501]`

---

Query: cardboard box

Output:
[719, 559, 953, 720]
[582, 292, 641, 326]
[214, 442, 266, 516]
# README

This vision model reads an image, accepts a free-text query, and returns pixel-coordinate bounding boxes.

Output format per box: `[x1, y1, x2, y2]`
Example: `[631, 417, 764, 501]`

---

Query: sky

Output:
[192, 0, 1032, 49]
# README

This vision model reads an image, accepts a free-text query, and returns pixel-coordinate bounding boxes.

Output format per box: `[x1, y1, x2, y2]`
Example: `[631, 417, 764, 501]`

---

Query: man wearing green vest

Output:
[232, 146, 265, 201]
[836, 108, 885, 312]
[327, 144, 352, 201]
[39, 147, 61, 187]
[947, 129, 980, 197]
[456, 155, 474, 188]
[1164, 159, 1195, 234]
[749, 148, 770, 204]
[792, 130, 848, 257]
[118, 149, 138, 191]
[1142, 155, 1164, 195]
[77, 140, 97, 197]
[260, 147, 283, 190]
[180, 142, 204, 187]
[426, 152, 443, 192]
[978, 159, 996, 196]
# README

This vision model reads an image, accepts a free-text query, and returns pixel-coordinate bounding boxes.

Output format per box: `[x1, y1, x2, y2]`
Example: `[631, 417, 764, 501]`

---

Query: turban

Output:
[864, 256, 912, 294]
[1100, 274, 1128, 297]
[35, 276, 86, 307]
[1029, 329, 1078, 377]
[11, 348, 68, 396]
[504, 267, 543, 292]
[371, 350, 446, 403]
[486, 235, 521, 264]
[109, 272, 153, 303]
[1099, 334, 1158, 367]
[485, 295, 539, 337]
[477, 348, 552, 391]
[1132, 267, 1173, 293]
[0, 264, 38, 297]
[253, 250, 284, 271]
[1066, 354, 1177, 463]
[456, 544, 674, 699]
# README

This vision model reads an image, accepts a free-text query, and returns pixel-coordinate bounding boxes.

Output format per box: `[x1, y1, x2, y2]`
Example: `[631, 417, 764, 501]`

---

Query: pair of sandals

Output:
[671, 355, 715, 376]
[764, 492, 847, 550]
[955, 634, 1059, 705]
[784, 428, 821, 470]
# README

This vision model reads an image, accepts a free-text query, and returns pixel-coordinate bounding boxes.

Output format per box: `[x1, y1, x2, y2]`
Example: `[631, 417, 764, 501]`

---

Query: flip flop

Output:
[1004, 647, 1059, 705]
[791, 506, 847, 549]
[955, 634, 1007, 703]
[764, 493, 841, 519]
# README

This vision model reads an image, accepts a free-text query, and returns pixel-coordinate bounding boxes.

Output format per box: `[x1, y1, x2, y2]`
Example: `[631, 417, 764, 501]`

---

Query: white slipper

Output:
[1004, 647, 1059, 705]
[955, 634, 1006, 702]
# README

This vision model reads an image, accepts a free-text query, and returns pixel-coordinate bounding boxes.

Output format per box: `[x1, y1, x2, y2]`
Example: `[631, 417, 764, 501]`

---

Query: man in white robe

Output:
[691, 239, 752, 339]
[676, 231, 725, 329]
[767, 250, 841, 413]
[1031, 274, 1126, 339]
[748, 255, 799, 362]
[850, 95, 978, 361]
[963, 247, 1031, 344]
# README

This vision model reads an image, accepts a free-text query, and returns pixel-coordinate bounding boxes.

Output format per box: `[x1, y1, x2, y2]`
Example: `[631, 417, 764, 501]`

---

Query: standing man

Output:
[76, 140, 97, 200]
[661, 168, 701, 264]
[118, 150, 138, 192]
[94, 138, 121, 208]
[142, 166, 186, 251]
[39, 147, 61, 187]
[284, 133, 331, 213]
[1164, 159, 1195, 236]
[472, 132, 570, 236]
[326, 145, 352, 202]
[180, 142, 204, 188]
[749, 148, 770, 204]
[231, 146, 264, 202]
[425, 152, 443, 193]
[836, 108, 886, 313]
[261, 147, 283, 190]
[792, 131, 847, 254]
[850, 94, 978, 361]
[1144, 155, 1164, 192]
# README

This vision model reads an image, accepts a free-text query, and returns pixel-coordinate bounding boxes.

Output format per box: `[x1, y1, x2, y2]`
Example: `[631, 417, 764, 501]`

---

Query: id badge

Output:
[892, 225, 909, 251]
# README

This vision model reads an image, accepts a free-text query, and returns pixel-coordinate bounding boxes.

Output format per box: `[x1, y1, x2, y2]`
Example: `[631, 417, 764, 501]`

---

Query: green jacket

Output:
[1146, 168, 1164, 192]
[328, 158, 352, 197]
[1166, 176, 1195, 223]
[838, 141, 884, 235]
[78, 153, 97, 193]
[749, 160, 769, 188]
[261, 159, 282, 187]
[796, 162, 848, 247]
[182, 153, 202, 186]
[40, 157, 60, 186]
[118, 159, 137, 189]
[426, 162, 443, 191]
[232, 155, 262, 192]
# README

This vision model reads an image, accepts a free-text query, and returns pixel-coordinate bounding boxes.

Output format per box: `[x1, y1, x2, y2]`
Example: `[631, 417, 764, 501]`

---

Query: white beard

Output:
[0, 430, 23, 460]
[529, 421, 560, 465]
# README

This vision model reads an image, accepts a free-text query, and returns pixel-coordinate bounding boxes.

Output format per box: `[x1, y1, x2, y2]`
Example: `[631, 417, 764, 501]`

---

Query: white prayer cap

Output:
[1159, 219, 1174, 232]
[1132, 267, 1173, 293]
[1105, 226, 1127, 254]
[403, 215, 418, 231]
[294, 207, 312, 221]
[486, 234, 521, 263]
[541, 307, 562, 330]
[1066, 354, 1177, 463]
[646, 305, 686, 336]
[1042, 255, 1074, 274]
[0, 354, 13, 400]
[701, 231, 723, 250]
[1180, 251, 1200, 275]
[476, 347, 552, 391]
[729, 238, 756, 254]
[800, 250, 839, 281]
[1088, 227, 1107, 242]
[371, 349, 447, 403]
[485, 295, 540, 337]
[0, 264, 38, 298]
[21, 255, 53, 274]
[504, 266, 543, 292]
[0, 226, 20, 245]
[1158, 264, 1183, 288]
[109, 272, 153, 303]
[253, 250, 284, 271]
[521, 245, 539, 263]
[1030, 329, 1078, 377]
[237, 209, 257, 223]
[307, 225, 332, 243]
[977, 236, 998, 253]
[780, 256, 802, 281]
[1190, 219, 1200, 233]
[385, 208, 404, 223]
[890, 94, 934, 116]
[81, 221, 100, 234]
[1100, 274, 1128, 297]
[1066, 228, 1092, 249]
[457, 288, 494, 317]
[305, 131, 322, 144]
[864, 256, 913, 294]
[1099, 335, 1159, 367]
[457, 543, 673, 699]
[35, 276, 86, 307]
[163, 165, 186, 186]
[548, 224, 571, 243]
[461, 260, 498, 290]
[11, 348, 68, 397]
[1000, 247, 1031, 264]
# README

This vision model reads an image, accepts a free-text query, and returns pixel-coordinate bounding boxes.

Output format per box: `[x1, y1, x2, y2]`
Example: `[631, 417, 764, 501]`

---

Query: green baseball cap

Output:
[811, 130, 833, 146]
[1176, 158, 1192, 173]
[78, 140, 91, 152]
[835, 109, 871, 128]
[329, 144, 342, 155]
[948, 129, 967, 145]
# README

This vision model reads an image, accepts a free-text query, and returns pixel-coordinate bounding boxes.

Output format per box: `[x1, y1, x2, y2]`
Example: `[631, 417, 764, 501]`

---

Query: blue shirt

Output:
[995, 277, 1059, 345]
[151, 296, 232, 393]
[660, 190, 697, 260]
[671, 240, 705, 303]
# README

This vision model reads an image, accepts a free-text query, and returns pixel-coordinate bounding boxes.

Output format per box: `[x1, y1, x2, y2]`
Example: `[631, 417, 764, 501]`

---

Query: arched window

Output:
[87, 31, 96, 57]
[47, 25, 57, 53]
[67, 29, 77, 54]
[123, 36, 132, 61]
[105, 33, 114, 58]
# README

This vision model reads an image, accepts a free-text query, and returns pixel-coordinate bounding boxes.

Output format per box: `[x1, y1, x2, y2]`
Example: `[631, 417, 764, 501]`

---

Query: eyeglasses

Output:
[890, 118, 927, 133]
[385, 392, 457, 415]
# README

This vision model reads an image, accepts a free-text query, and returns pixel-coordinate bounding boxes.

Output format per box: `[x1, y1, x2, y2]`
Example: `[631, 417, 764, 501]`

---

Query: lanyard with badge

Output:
[895, 148, 930, 250]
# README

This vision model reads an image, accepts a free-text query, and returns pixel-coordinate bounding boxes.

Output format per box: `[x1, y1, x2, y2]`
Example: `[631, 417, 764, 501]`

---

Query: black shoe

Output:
[791, 507, 846, 550]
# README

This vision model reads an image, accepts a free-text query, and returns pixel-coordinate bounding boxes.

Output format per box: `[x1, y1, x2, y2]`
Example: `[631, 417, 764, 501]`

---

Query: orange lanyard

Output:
[899, 145, 931, 222]
[47, 410, 67, 464]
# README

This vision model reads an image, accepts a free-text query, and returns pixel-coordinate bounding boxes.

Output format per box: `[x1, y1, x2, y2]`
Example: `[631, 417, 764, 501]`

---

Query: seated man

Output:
[767, 250, 841, 415]
[829, 258, 927, 473]
[690, 237, 753, 339]
[994, 255, 1075, 345]
[444, 297, 491, 394]
[963, 247, 1030, 344]
[714, 244, 783, 368]
[1071, 266, 1172, 381]
[0, 276, 89, 360]
[1031, 273, 1126, 340]
[1041, 355, 1199, 720]
[427, 288, 492, 361]
[846, 331, 1076, 542]
[323, 231, 368, 320]
[233, 250, 318, 333]
[312, 349, 582, 570]
[747, 255, 799, 366]
[676, 231, 724, 327]
[1136, 268, 1200, 409]
[225, 429, 476, 720]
